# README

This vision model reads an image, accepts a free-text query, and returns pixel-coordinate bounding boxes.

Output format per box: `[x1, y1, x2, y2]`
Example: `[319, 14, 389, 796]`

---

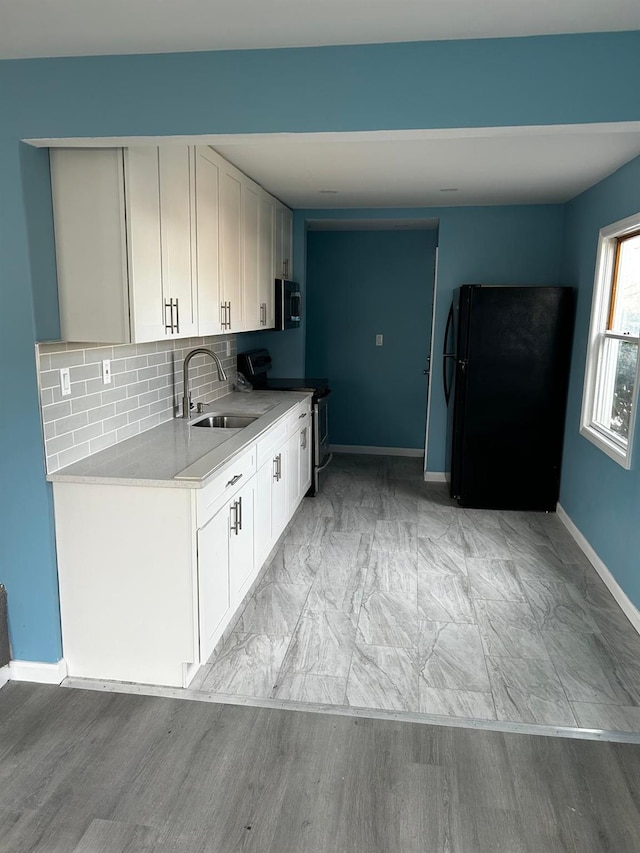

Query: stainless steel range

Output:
[237, 349, 332, 495]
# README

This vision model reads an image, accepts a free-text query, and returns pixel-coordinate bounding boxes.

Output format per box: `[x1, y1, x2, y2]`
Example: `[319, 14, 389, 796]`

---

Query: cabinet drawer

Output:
[256, 417, 288, 468]
[287, 399, 312, 437]
[197, 445, 256, 527]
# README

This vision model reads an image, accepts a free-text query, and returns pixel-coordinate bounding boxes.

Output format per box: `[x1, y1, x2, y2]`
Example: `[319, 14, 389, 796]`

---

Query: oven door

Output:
[312, 393, 332, 495]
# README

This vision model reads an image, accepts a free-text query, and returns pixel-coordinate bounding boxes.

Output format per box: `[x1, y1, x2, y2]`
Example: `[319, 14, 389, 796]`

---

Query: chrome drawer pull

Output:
[226, 473, 243, 488]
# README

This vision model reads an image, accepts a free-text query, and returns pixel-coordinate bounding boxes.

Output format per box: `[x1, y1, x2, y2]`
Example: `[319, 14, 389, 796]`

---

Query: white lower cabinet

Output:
[53, 399, 313, 689]
[299, 419, 313, 496]
[197, 504, 231, 664]
[286, 399, 313, 513]
[229, 478, 255, 602]
[197, 475, 256, 665]
[255, 442, 288, 568]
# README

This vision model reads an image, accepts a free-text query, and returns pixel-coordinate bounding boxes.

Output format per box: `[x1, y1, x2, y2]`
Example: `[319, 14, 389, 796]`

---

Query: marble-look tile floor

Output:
[193, 454, 640, 735]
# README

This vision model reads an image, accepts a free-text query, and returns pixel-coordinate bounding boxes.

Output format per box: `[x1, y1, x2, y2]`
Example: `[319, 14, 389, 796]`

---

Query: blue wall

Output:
[2, 31, 640, 662]
[305, 229, 438, 448]
[297, 205, 565, 468]
[559, 155, 640, 607]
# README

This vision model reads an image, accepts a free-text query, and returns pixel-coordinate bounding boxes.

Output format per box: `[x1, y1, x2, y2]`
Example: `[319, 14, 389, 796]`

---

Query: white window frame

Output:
[580, 212, 640, 469]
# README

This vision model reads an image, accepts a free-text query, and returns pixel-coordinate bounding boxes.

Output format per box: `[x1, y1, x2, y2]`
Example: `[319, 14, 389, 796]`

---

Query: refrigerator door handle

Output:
[442, 303, 455, 405]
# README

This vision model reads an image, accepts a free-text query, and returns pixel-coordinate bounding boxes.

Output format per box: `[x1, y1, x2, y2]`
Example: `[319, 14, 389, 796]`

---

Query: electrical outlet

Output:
[376, 334, 383, 347]
[60, 368, 71, 396]
[102, 359, 112, 384]
[225, 340, 231, 357]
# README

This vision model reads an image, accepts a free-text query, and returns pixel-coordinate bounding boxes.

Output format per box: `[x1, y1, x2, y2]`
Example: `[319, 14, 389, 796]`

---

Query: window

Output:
[581, 213, 640, 469]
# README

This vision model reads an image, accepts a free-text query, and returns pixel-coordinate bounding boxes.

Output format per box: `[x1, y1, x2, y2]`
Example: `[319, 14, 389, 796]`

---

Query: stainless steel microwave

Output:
[274, 279, 301, 330]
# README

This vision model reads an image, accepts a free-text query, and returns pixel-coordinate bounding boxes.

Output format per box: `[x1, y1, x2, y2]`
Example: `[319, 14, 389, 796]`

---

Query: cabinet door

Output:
[125, 147, 166, 343]
[197, 505, 230, 664]
[50, 148, 131, 344]
[258, 193, 275, 328]
[287, 431, 301, 513]
[219, 167, 243, 332]
[274, 202, 284, 279]
[194, 147, 222, 336]
[281, 205, 293, 280]
[229, 479, 255, 603]
[158, 147, 198, 338]
[255, 459, 273, 570]
[272, 446, 288, 539]
[299, 422, 312, 497]
[242, 181, 260, 331]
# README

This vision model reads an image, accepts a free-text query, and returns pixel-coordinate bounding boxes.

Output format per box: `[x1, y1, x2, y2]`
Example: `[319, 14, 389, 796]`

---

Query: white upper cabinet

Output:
[51, 146, 197, 343]
[194, 146, 222, 336]
[219, 162, 244, 333]
[275, 201, 293, 280]
[51, 144, 292, 343]
[243, 183, 276, 331]
[242, 179, 260, 332]
[158, 147, 198, 338]
[258, 192, 276, 328]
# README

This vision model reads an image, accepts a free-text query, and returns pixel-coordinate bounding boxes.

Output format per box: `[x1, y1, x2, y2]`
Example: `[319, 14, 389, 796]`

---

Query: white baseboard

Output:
[0, 665, 9, 690]
[8, 658, 68, 685]
[556, 504, 640, 635]
[423, 472, 447, 483]
[330, 445, 424, 458]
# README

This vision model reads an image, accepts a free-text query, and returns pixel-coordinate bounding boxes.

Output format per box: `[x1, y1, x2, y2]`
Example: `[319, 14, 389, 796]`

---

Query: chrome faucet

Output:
[182, 347, 227, 418]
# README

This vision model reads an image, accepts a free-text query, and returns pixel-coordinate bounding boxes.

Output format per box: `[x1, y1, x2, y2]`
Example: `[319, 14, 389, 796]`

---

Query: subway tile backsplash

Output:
[37, 335, 237, 474]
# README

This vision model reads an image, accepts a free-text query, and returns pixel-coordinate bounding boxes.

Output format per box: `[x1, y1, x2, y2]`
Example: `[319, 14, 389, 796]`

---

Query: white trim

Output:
[423, 471, 447, 483]
[330, 444, 424, 457]
[423, 244, 439, 472]
[8, 658, 68, 685]
[0, 666, 9, 690]
[64, 675, 640, 744]
[556, 504, 640, 636]
[24, 122, 640, 149]
[580, 211, 640, 470]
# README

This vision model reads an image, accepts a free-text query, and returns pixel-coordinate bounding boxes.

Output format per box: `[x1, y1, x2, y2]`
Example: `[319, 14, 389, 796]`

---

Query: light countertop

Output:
[47, 390, 311, 489]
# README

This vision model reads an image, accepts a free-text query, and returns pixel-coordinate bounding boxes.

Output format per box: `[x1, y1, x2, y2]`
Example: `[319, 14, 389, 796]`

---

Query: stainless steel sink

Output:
[192, 414, 258, 429]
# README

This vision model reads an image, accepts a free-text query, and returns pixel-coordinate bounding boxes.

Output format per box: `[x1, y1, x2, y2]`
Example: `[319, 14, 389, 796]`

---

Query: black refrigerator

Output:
[443, 285, 574, 511]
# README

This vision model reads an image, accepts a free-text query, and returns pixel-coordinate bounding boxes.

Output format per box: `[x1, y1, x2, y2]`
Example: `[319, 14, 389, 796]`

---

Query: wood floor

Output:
[2, 682, 640, 852]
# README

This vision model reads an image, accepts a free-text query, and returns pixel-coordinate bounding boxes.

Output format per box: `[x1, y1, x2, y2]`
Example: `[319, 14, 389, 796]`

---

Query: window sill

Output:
[580, 423, 632, 469]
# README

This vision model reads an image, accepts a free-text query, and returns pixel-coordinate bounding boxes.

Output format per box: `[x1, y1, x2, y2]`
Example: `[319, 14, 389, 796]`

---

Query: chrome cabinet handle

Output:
[301, 427, 307, 450]
[220, 302, 226, 329]
[164, 299, 173, 334]
[230, 501, 239, 535]
[273, 452, 282, 482]
[237, 496, 242, 531]
[225, 473, 243, 488]
[227, 302, 231, 329]
[298, 412, 307, 419]
[174, 298, 179, 334]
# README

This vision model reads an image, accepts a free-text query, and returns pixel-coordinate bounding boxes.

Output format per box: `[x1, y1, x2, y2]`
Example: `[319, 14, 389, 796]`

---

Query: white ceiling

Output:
[2, 0, 640, 59]
[214, 125, 640, 207]
[30, 125, 640, 208]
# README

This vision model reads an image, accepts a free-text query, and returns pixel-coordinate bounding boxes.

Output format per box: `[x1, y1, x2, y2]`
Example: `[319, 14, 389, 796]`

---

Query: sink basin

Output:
[192, 414, 258, 429]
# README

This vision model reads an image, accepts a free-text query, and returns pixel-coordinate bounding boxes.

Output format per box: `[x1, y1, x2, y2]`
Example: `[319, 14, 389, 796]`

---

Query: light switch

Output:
[102, 359, 112, 384]
[376, 334, 383, 347]
[60, 368, 71, 396]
